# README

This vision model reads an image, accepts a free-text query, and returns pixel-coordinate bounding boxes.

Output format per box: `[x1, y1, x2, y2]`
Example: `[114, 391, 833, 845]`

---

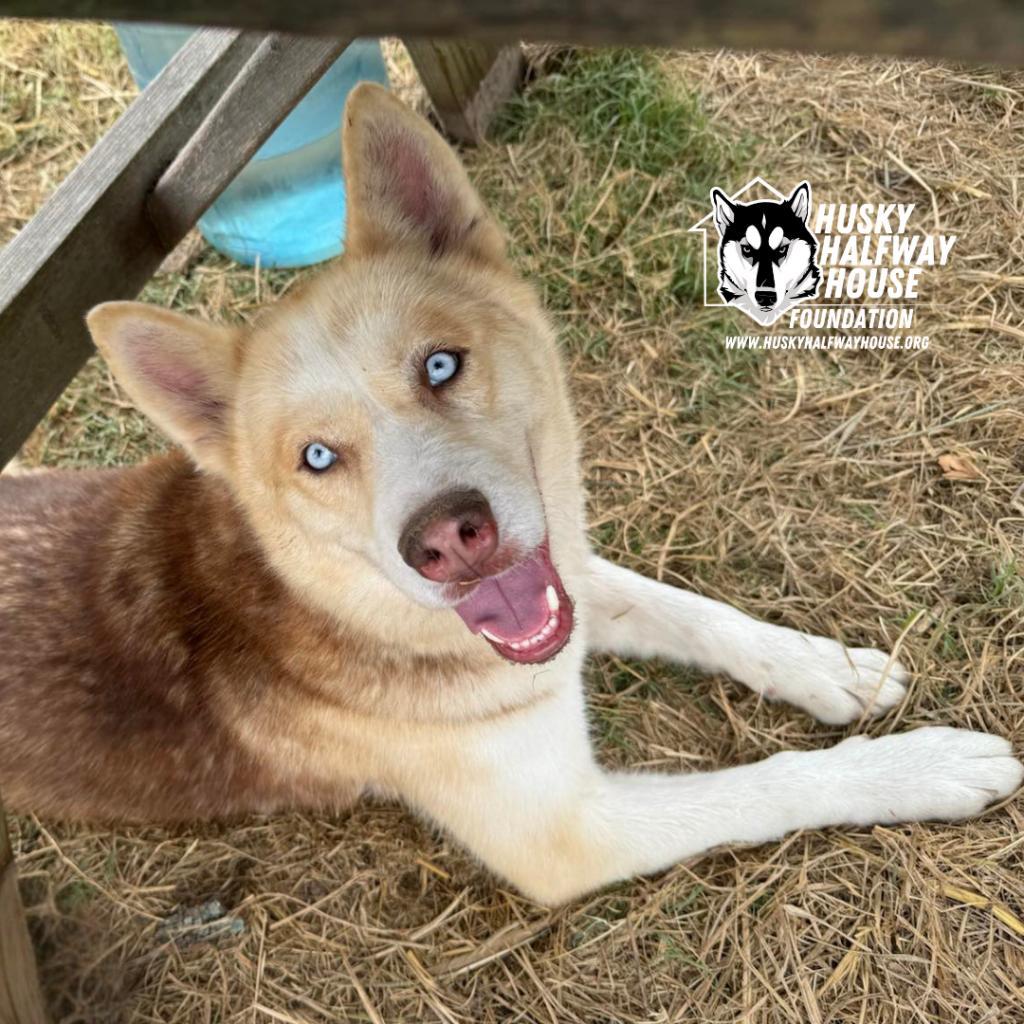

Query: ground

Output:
[2, 21, 1024, 1024]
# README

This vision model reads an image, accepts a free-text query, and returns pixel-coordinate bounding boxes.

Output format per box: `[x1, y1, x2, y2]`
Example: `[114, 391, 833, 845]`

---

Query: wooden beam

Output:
[0, 31, 347, 469]
[0, 795, 48, 1024]
[0, 29, 256, 469]
[0, 1, 1020, 64]
[403, 41, 523, 143]
[148, 34, 349, 247]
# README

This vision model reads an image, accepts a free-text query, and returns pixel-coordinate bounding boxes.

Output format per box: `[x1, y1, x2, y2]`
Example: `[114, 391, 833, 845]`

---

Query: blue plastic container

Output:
[115, 25, 389, 267]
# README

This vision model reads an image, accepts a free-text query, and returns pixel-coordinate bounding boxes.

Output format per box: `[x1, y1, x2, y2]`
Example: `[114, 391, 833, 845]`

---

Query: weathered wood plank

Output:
[0, 31, 346, 469]
[0, 29, 257, 469]
[0, 1, 1020, 64]
[148, 34, 349, 247]
[403, 41, 523, 143]
[0, 796, 48, 1024]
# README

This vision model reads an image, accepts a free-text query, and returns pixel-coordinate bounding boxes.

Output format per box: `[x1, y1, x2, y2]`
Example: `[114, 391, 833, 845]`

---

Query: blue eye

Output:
[303, 442, 338, 472]
[425, 350, 460, 387]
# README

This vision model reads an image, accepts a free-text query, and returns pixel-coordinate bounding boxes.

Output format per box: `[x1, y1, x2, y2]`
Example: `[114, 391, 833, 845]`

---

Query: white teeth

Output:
[487, 600, 563, 654]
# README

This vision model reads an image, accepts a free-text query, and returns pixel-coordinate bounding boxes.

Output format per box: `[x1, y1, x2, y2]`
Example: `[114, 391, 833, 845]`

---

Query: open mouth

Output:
[453, 540, 574, 664]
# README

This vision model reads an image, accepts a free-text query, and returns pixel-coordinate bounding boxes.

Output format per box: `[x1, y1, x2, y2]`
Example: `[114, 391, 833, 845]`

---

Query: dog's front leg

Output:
[584, 555, 908, 724]
[394, 689, 1021, 905]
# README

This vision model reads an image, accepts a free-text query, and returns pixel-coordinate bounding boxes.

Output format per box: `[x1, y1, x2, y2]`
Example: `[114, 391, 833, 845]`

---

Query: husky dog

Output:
[711, 182, 821, 326]
[0, 87, 1019, 905]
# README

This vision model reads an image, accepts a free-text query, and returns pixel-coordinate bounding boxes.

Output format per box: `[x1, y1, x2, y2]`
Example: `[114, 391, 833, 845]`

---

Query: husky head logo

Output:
[710, 182, 821, 326]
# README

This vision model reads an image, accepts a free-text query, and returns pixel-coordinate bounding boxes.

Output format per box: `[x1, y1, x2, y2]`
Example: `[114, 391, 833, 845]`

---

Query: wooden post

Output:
[0, 29, 348, 469]
[0, 1, 1021, 65]
[403, 40, 523, 142]
[0, 796, 48, 1024]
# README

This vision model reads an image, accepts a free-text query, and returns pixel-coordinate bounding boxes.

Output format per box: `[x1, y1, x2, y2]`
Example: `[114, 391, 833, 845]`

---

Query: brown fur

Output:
[0, 454, 500, 821]
[0, 83, 570, 825]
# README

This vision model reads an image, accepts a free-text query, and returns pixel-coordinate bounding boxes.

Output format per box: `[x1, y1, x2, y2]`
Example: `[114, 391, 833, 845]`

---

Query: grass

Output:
[3, 23, 1024, 1024]
[490, 50, 750, 326]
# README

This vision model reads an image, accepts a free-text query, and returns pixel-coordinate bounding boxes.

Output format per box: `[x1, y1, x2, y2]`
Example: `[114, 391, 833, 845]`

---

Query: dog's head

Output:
[87, 85, 581, 666]
[710, 182, 820, 326]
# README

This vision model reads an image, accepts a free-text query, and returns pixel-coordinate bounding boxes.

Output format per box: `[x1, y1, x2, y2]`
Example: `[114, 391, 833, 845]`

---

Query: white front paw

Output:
[836, 727, 1023, 823]
[754, 630, 909, 725]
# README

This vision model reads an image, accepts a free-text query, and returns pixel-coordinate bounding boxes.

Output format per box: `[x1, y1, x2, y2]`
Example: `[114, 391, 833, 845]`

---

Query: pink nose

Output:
[418, 516, 498, 583]
[399, 489, 499, 584]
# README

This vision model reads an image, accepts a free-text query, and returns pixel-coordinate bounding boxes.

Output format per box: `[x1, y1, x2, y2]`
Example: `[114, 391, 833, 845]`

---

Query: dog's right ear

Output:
[86, 302, 239, 475]
[341, 83, 506, 266]
[710, 188, 736, 237]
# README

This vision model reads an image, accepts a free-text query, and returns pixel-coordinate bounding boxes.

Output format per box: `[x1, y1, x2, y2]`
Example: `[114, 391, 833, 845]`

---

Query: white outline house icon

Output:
[687, 176, 788, 308]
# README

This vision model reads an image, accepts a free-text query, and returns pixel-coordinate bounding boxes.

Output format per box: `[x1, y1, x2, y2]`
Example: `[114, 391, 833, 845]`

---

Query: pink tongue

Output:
[454, 547, 556, 642]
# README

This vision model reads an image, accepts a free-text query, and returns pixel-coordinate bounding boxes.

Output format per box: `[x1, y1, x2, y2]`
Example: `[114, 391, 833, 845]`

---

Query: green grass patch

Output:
[488, 48, 755, 326]
[56, 878, 96, 915]
[984, 560, 1022, 606]
[498, 49, 739, 185]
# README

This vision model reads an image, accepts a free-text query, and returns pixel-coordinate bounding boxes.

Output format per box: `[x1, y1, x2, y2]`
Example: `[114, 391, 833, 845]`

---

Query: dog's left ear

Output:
[86, 302, 239, 475]
[786, 181, 812, 223]
[341, 82, 506, 266]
